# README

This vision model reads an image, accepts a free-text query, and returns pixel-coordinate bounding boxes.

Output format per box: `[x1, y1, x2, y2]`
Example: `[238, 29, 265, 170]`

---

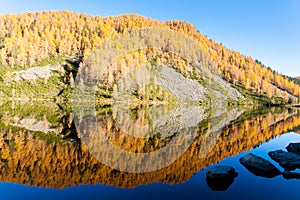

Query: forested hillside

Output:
[0, 10, 299, 103]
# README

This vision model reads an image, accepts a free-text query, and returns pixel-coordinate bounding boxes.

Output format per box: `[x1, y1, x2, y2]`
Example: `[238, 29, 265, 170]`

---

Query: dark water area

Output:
[0, 101, 300, 200]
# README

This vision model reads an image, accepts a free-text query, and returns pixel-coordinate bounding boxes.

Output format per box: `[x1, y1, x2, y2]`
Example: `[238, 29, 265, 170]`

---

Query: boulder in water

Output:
[206, 166, 238, 191]
[239, 153, 281, 178]
[286, 142, 300, 154]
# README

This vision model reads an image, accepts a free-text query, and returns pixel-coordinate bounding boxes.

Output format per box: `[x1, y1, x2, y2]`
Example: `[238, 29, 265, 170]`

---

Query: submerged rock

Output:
[286, 142, 300, 154]
[206, 166, 238, 191]
[282, 171, 300, 180]
[239, 153, 281, 178]
[268, 150, 300, 170]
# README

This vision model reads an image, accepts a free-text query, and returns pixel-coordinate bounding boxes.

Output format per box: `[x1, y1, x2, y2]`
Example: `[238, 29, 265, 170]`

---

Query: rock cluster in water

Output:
[239, 142, 300, 180]
[268, 142, 300, 179]
[204, 142, 300, 192]
[268, 150, 300, 170]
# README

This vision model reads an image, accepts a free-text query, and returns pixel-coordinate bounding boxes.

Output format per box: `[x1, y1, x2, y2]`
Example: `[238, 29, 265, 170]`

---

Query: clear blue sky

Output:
[1, 0, 299, 77]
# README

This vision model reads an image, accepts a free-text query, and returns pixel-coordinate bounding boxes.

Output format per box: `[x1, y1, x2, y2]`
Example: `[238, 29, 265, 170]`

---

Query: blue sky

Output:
[1, 0, 299, 77]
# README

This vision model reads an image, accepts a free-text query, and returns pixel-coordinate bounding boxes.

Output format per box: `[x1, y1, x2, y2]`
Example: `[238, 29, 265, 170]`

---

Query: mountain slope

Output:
[0, 11, 299, 104]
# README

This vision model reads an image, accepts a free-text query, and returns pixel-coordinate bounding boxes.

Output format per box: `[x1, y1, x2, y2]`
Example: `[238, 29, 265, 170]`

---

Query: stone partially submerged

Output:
[206, 166, 238, 179]
[268, 150, 300, 170]
[286, 142, 300, 154]
[206, 166, 238, 191]
[239, 153, 281, 178]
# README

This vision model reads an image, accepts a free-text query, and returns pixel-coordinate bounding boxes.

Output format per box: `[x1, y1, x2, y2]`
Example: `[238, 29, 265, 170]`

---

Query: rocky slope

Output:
[0, 11, 299, 104]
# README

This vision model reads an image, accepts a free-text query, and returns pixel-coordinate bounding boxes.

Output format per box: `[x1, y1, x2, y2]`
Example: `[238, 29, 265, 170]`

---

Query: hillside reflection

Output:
[0, 101, 299, 188]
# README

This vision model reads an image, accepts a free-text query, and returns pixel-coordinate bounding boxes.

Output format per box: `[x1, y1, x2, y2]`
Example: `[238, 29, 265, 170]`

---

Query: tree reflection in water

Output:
[0, 101, 299, 188]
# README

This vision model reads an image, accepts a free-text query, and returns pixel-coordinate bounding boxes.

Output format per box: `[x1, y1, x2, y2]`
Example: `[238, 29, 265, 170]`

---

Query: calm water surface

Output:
[0, 101, 300, 200]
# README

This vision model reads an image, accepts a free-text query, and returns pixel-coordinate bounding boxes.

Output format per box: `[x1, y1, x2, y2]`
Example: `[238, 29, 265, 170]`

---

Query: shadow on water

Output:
[0, 101, 299, 191]
[206, 176, 237, 191]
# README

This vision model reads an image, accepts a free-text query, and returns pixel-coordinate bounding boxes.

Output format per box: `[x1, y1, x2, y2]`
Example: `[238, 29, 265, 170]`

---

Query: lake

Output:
[0, 101, 300, 200]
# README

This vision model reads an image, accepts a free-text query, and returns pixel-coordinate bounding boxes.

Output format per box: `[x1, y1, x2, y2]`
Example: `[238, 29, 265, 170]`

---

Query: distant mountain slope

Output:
[290, 76, 300, 87]
[0, 11, 299, 103]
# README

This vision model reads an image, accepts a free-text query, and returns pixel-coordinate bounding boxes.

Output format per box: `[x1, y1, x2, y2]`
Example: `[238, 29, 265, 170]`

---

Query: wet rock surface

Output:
[239, 153, 281, 178]
[286, 142, 300, 154]
[269, 150, 300, 170]
[206, 166, 238, 191]
[206, 166, 238, 179]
